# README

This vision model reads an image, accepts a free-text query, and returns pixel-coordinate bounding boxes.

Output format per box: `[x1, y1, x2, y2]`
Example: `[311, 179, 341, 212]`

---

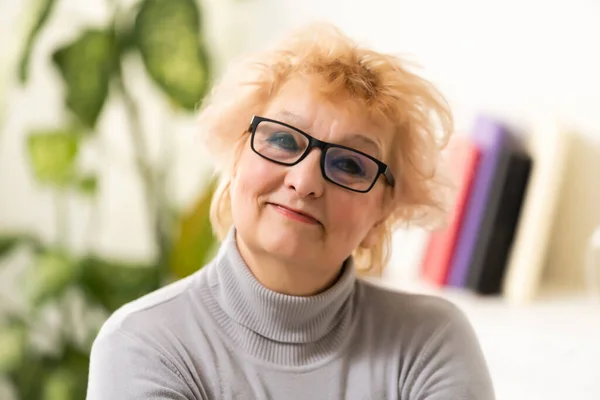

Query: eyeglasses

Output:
[247, 116, 395, 193]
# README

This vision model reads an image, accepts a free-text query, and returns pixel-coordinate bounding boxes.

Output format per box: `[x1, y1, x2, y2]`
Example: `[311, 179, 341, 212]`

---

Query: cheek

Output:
[326, 187, 385, 244]
[231, 149, 281, 209]
[326, 194, 376, 236]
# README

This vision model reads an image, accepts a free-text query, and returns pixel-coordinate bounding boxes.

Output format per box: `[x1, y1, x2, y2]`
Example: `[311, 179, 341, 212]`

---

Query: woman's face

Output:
[230, 76, 392, 272]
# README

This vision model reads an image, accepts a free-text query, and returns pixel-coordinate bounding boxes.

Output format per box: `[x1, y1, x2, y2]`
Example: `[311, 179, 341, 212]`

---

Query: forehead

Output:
[262, 76, 392, 158]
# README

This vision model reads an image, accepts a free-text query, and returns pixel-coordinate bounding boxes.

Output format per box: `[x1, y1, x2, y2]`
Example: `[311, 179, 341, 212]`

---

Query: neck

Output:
[200, 228, 359, 365]
[235, 231, 344, 296]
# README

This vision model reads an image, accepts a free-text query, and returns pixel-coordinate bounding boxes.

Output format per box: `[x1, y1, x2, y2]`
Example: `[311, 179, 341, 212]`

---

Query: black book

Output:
[466, 150, 532, 295]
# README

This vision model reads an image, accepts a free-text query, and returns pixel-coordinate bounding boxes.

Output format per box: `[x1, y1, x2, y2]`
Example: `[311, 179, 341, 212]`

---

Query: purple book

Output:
[447, 116, 511, 287]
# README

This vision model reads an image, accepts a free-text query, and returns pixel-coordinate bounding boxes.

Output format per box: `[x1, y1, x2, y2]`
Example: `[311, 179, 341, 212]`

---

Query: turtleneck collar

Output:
[199, 228, 359, 366]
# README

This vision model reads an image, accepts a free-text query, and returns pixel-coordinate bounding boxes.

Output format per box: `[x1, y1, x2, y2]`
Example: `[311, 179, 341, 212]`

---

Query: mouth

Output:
[268, 203, 321, 225]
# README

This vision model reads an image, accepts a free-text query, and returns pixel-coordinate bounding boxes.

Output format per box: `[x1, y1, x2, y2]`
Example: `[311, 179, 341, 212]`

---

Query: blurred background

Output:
[1, 0, 599, 399]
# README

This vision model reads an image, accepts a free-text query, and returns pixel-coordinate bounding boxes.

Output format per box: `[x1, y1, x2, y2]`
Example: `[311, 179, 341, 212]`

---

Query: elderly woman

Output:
[87, 23, 494, 400]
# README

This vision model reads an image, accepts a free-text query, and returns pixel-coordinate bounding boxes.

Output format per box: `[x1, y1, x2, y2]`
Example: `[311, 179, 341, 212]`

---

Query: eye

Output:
[331, 157, 366, 176]
[266, 132, 301, 151]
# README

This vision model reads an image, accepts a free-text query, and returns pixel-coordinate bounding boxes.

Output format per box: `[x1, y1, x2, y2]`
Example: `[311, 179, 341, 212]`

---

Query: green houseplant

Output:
[0, 0, 220, 398]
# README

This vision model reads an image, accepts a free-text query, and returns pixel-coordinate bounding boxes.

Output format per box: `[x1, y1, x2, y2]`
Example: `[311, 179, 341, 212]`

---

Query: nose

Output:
[284, 149, 325, 198]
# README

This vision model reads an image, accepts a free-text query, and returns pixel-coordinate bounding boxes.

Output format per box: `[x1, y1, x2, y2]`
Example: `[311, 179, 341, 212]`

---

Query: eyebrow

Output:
[272, 110, 383, 158]
[273, 110, 309, 128]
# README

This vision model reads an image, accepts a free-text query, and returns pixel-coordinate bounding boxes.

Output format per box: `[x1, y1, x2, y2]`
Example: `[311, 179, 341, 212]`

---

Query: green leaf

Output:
[26, 250, 80, 306]
[18, 0, 57, 83]
[0, 236, 23, 260]
[42, 346, 89, 400]
[134, 0, 210, 110]
[8, 352, 48, 400]
[170, 178, 218, 279]
[74, 174, 98, 196]
[52, 29, 118, 128]
[0, 323, 27, 374]
[114, 8, 138, 56]
[79, 257, 160, 312]
[43, 367, 79, 400]
[27, 130, 80, 187]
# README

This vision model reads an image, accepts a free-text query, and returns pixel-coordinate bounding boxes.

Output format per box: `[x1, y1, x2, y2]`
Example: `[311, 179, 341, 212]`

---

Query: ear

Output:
[360, 222, 382, 249]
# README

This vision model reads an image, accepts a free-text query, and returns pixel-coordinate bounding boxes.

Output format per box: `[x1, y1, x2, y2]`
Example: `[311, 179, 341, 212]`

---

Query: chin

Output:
[258, 219, 321, 262]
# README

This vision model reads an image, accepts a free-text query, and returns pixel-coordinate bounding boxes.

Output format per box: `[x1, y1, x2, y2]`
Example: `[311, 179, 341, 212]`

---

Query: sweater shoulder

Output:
[95, 268, 207, 341]
[356, 278, 468, 332]
[354, 281, 495, 399]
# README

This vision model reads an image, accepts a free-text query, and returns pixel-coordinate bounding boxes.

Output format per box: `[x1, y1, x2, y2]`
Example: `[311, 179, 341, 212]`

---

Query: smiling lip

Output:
[269, 203, 321, 225]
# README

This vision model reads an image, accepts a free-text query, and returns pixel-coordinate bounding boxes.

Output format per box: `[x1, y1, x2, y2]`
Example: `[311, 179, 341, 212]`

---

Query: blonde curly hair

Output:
[197, 23, 453, 275]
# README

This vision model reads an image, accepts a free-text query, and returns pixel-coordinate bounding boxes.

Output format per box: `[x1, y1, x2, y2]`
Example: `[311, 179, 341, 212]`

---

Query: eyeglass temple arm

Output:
[384, 167, 396, 187]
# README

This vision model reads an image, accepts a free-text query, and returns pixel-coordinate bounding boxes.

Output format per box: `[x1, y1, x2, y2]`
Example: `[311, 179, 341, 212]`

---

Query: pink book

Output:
[421, 136, 481, 286]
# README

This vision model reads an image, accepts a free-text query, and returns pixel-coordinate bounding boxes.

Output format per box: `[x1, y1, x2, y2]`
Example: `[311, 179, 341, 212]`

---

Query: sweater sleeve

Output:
[402, 305, 496, 400]
[86, 328, 201, 400]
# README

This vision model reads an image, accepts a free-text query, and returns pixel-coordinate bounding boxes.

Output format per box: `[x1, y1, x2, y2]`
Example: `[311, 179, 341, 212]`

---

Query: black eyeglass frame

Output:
[248, 115, 396, 193]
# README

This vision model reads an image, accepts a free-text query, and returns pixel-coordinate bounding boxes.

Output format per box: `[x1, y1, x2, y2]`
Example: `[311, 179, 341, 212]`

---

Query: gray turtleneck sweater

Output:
[87, 229, 495, 399]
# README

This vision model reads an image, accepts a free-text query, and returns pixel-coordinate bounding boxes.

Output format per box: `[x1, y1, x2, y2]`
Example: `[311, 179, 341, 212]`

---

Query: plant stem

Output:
[54, 189, 68, 250]
[115, 73, 172, 281]
[156, 106, 177, 269]
[83, 185, 101, 254]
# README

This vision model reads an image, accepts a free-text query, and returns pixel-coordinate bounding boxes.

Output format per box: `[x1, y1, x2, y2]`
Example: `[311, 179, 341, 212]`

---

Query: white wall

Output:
[2, 0, 600, 287]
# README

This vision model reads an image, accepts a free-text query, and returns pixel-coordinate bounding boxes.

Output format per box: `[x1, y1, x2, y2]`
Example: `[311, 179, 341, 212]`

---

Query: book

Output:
[467, 150, 532, 294]
[502, 118, 572, 304]
[447, 116, 513, 288]
[421, 136, 481, 286]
